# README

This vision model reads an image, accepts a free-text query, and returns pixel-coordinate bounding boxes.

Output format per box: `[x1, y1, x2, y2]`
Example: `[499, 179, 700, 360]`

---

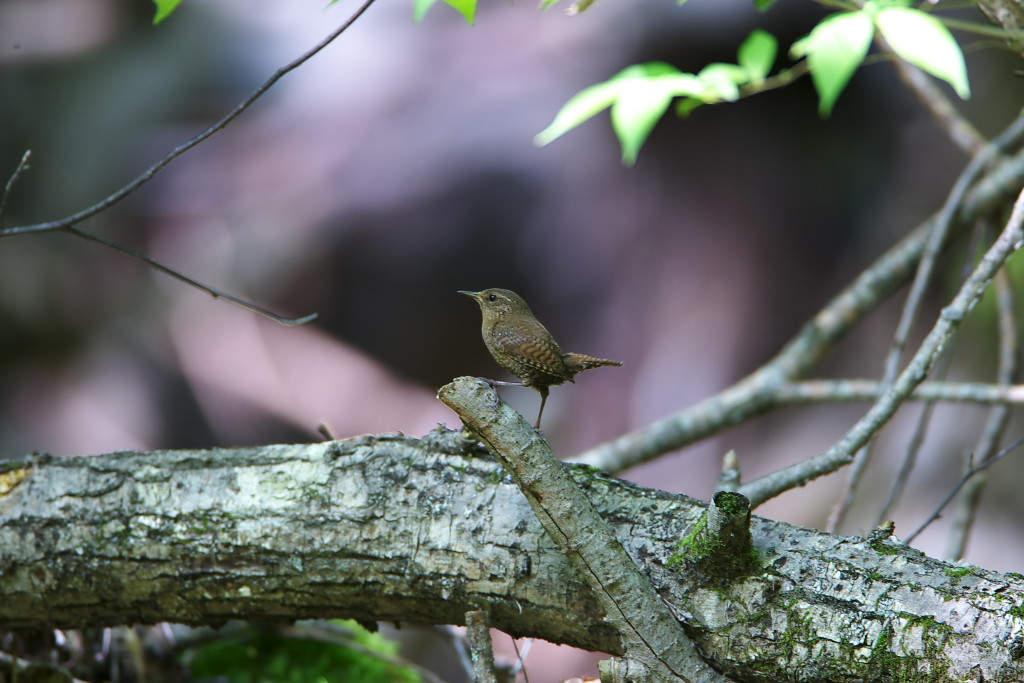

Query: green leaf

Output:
[151, 0, 183, 24]
[875, 7, 970, 99]
[696, 63, 744, 101]
[443, 0, 477, 25]
[535, 80, 622, 147]
[611, 79, 674, 165]
[792, 11, 874, 116]
[413, 0, 475, 24]
[413, 0, 437, 21]
[537, 63, 708, 161]
[676, 97, 704, 117]
[754, 0, 778, 9]
[738, 29, 777, 82]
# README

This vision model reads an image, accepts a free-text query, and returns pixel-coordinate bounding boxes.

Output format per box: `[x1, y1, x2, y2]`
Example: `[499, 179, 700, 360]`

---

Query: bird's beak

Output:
[458, 290, 479, 300]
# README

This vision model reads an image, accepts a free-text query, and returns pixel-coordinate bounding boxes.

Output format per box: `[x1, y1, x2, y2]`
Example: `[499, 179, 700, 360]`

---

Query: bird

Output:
[459, 288, 623, 428]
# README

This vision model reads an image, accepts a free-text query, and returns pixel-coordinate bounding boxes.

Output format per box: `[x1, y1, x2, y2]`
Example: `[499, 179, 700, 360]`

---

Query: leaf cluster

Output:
[535, 0, 975, 164]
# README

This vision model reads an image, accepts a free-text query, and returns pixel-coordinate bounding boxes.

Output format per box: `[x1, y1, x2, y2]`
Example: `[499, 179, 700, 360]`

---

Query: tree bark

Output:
[2, 433, 1023, 681]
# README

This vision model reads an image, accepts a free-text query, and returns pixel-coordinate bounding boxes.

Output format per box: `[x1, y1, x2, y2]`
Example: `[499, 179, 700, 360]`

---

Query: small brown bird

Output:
[459, 288, 623, 428]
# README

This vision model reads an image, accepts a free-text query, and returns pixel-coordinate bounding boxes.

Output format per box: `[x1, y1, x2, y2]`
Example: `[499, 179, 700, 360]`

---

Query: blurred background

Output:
[2, 0, 1024, 679]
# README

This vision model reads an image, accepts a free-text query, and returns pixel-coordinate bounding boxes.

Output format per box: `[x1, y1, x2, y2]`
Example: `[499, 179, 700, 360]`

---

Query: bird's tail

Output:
[563, 352, 623, 377]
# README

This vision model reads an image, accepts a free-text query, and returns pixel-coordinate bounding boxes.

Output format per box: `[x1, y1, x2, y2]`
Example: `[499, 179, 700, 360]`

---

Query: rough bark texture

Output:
[2, 433, 1024, 681]
[440, 376, 730, 682]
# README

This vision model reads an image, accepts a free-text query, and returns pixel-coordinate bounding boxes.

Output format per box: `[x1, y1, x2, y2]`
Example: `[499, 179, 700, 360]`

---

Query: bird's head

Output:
[458, 288, 533, 320]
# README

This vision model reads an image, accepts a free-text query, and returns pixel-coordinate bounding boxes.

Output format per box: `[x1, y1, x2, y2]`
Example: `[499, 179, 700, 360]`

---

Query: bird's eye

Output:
[488, 294, 497, 302]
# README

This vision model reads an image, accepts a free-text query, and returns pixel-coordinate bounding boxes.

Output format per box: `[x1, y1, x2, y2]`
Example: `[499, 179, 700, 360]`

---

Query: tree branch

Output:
[0, 0, 377, 240]
[741, 182, 1024, 507]
[438, 376, 730, 682]
[574, 121, 1024, 474]
[828, 113, 1024, 531]
[64, 226, 316, 326]
[773, 378, 1024, 405]
[945, 263, 1019, 560]
[3, 435, 1024, 679]
[0, 1, 380, 325]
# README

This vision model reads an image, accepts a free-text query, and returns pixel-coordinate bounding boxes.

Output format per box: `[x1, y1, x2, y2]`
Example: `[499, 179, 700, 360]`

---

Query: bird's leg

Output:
[535, 386, 549, 429]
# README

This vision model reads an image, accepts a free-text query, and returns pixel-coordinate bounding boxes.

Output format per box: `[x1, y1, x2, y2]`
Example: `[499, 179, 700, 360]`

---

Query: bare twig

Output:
[944, 263, 1018, 560]
[883, 50, 985, 155]
[830, 114, 1024, 530]
[0, 0, 377, 240]
[741, 184, 1024, 508]
[873, 230, 989, 527]
[905, 433, 1024, 545]
[0, 149, 32, 229]
[65, 226, 316, 326]
[0, 0, 379, 323]
[574, 135, 1024, 473]
[774, 379, 1024, 405]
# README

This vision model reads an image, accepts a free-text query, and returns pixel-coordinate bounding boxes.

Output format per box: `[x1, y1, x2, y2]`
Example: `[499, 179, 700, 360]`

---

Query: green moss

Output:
[942, 566, 977, 585]
[678, 515, 710, 556]
[714, 491, 749, 516]
[871, 540, 901, 555]
[864, 621, 953, 682]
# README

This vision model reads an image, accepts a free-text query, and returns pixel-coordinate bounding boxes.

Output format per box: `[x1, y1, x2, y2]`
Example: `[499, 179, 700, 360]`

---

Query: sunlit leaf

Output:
[413, 0, 437, 21]
[535, 80, 622, 146]
[443, 0, 477, 25]
[152, 0, 184, 24]
[537, 63, 708, 161]
[696, 63, 744, 101]
[611, 79, 674, 165]
[536, 63, 692, 148]
[738, 29, 777, 82]
[875, 7, 970, 99]
[792, 11, 873, 116]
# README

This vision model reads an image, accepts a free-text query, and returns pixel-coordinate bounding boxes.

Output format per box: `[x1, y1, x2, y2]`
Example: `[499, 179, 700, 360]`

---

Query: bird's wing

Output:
[491, 323, 572, 382]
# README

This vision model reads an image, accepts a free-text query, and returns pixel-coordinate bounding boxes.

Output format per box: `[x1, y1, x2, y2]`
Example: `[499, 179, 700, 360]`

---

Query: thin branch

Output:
[873, 327, 953, 527]
[944, 262, 1018, 560]
[741, 183, 1024, 508]
[882, 46, 984, 155]
[774, 379, 1024, 405]
[574, 134, 1024, 473]
[0, 149, 32, 229]
[939, 16, 1024, 41]
[905, 433, 1024, 545]
[65, 226, 316, 326]
[829, 114, 1024, 530]
[873, 228, 990, 527]
[738, 61, 811, 99]
[0, 4, 380, 325]
[0, 0, 377, 239]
